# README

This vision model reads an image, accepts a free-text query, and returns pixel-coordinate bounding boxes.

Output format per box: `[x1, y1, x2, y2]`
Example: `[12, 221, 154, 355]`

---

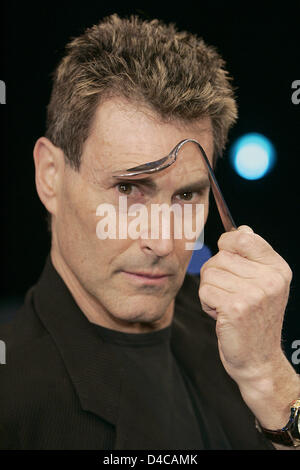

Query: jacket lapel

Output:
[33, 255, 123, 427]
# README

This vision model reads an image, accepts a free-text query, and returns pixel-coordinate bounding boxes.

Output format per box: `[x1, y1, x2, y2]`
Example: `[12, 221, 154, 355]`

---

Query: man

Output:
[0, 14, 299, 450]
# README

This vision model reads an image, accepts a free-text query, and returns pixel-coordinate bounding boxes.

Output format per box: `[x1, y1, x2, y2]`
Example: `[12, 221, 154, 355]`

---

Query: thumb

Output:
[237, 225, 254, 234]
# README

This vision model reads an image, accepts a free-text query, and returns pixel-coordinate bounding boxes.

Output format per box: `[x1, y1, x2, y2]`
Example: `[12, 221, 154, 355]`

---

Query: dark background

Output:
[1, 2, 299, 372]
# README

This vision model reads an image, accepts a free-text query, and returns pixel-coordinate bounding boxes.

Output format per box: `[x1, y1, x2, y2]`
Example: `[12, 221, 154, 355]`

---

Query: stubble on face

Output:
[51, 97, 214, 333]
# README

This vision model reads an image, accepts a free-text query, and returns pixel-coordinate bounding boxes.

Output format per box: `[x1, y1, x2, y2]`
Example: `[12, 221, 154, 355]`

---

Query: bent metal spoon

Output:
[112, 138, 237, 233]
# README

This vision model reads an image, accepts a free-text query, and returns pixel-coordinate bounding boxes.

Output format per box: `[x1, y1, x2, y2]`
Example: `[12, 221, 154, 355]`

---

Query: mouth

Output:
[121, 270, 172, 285]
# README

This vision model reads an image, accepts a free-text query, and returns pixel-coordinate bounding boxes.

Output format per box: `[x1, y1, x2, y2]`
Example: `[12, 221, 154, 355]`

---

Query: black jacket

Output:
[0, 255, 274, 450]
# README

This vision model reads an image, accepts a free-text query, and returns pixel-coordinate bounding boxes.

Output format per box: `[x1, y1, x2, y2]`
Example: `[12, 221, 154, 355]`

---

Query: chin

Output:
[107, 302, 169, 327]
[114, 310, 163, 325]
[93, 290, 173, 328]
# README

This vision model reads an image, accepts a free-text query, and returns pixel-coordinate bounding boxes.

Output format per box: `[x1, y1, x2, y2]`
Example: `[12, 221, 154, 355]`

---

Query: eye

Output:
[180, 192, 193, 201]
[176, 191, 197, 201]
[116, 182, 134, 195]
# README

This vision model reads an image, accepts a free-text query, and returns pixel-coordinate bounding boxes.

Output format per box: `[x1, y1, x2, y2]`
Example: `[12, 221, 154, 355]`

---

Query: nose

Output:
[140, 236, 175, 257]
[138, 205, 176, 257]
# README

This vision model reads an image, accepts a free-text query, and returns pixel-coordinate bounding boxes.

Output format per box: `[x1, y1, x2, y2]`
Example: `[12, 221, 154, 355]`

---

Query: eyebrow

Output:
[113, 175, 211, 194]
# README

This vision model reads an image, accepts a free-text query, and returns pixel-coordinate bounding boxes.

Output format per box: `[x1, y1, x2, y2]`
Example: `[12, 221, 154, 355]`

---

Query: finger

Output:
[199, 282, 228, 319]
[198, 283, 219, 320]
[201, 249, 261, 279]
[218, 225, 279, 265]
[236, 224, 254, 233]
[200, 266, 254, 294]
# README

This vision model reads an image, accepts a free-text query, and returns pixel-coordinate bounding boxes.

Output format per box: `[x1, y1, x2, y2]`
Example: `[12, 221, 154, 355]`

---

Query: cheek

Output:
[58, 174, 105, 241]
[177, 195, 210, 266]
[203, 193, 210, 219]
[55, 183, 100, 265]
[173, 237, 194, 267]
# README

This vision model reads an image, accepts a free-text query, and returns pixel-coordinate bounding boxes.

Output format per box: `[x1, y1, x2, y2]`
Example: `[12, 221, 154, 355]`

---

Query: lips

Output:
[121, 270, 172, 285]
[125, 271, 170, 278]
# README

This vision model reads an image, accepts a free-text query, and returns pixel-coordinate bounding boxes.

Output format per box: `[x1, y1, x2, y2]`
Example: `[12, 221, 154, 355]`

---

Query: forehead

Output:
[82, 96, 214, 176]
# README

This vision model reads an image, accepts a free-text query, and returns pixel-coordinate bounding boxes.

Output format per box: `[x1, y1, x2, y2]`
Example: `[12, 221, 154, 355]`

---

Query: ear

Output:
[33, 137, 65, 216]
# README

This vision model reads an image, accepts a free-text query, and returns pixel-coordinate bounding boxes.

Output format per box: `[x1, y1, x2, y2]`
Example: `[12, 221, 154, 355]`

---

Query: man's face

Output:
[53, 97, 214, 330]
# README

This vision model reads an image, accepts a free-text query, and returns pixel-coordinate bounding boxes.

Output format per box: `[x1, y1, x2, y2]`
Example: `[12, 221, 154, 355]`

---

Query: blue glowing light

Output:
[230, 133, 276, 180]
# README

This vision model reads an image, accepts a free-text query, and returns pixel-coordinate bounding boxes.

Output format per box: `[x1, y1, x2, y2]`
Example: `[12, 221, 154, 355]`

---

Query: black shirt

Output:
[91, 322, 206, 449]
[0, 255, 274, 450]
